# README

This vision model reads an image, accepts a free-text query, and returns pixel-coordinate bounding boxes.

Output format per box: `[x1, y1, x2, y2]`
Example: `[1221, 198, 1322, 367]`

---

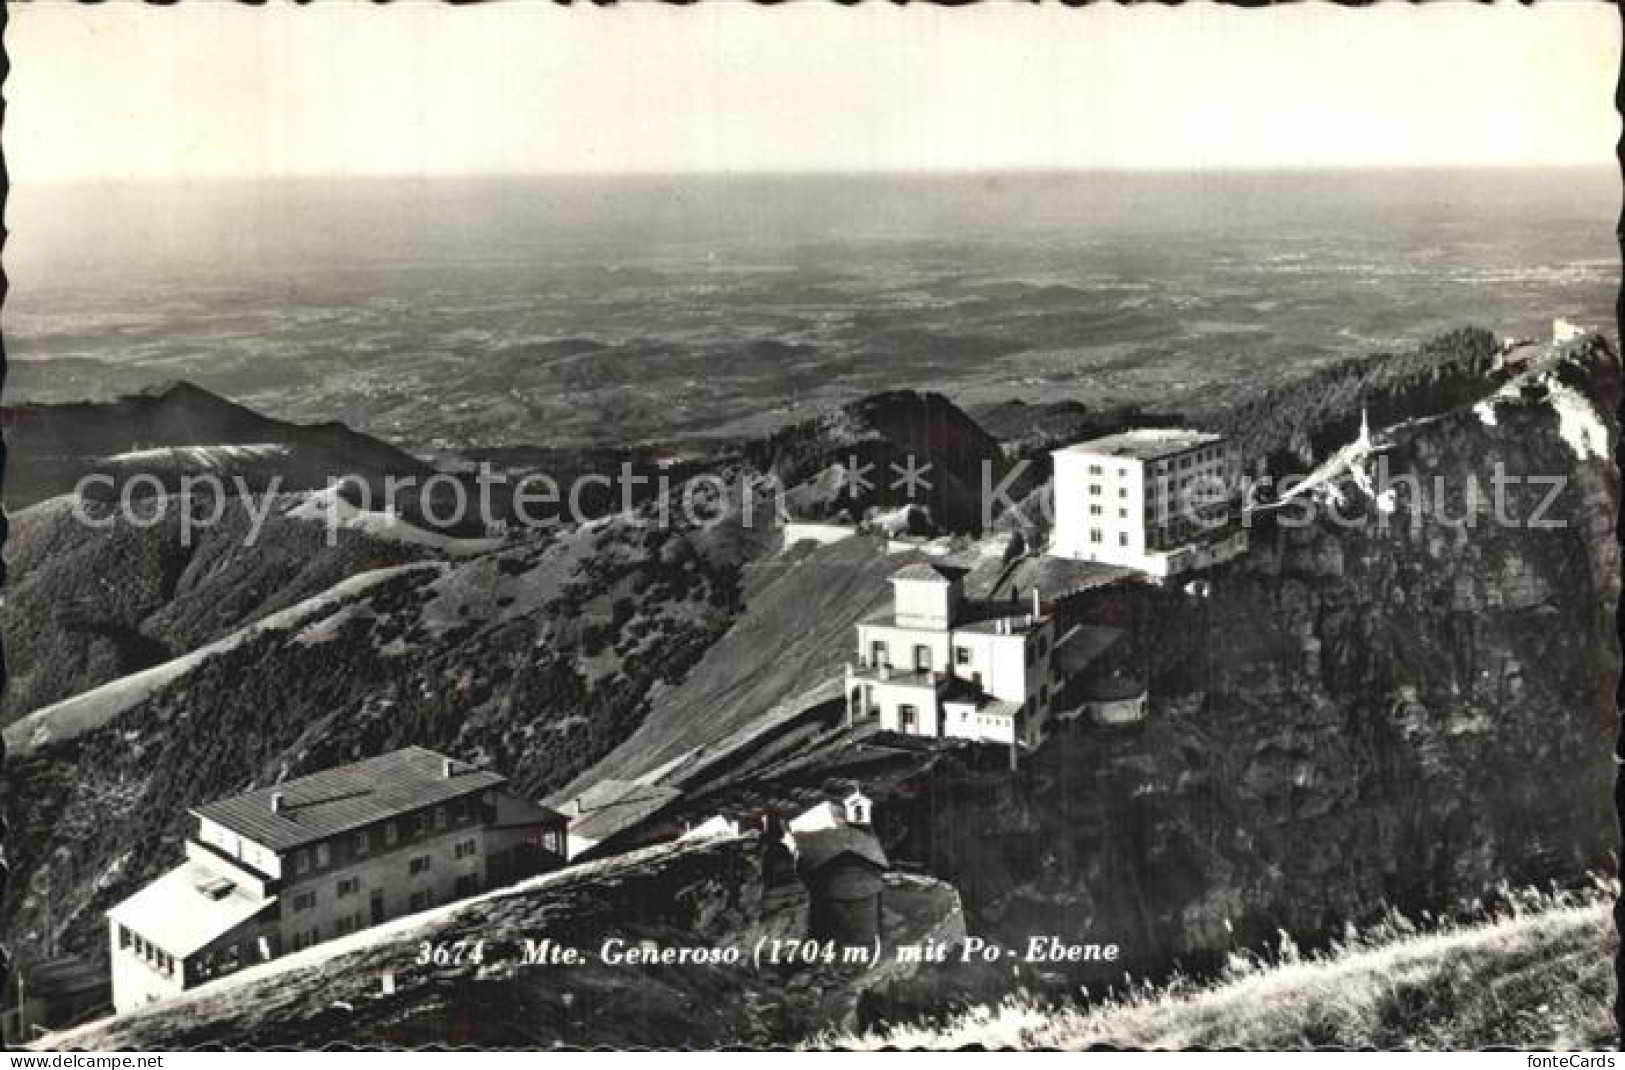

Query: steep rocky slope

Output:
[721, 335, 1620, 993]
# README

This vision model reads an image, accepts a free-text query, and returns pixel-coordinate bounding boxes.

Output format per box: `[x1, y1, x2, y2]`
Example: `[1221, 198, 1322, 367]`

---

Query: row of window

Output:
[1083, 484, 1132, 499]
[290, 842, 477, 913]
[1088, 530, 1133, 547]
[1156, 447, 1225, 472]
[117, 925, 178, 979]
[288, 802, 482, 877]
[872, 631, 1050, 674]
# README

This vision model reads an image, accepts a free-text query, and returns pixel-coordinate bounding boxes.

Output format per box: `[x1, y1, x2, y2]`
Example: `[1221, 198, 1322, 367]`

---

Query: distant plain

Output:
[6, 168, 1614, 453]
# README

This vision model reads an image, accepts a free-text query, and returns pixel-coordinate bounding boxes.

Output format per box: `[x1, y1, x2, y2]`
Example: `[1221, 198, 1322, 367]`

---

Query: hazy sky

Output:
[6, 2, 1618, 181]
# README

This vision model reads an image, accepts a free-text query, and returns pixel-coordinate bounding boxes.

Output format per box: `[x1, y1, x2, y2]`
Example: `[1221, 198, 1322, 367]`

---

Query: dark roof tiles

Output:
[192, 746, 509, 852]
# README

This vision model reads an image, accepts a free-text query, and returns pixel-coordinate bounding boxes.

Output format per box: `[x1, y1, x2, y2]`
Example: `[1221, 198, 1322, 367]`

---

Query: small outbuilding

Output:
[793, 827, 889, 948]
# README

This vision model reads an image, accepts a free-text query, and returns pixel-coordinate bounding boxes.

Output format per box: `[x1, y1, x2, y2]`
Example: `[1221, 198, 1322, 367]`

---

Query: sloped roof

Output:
[788, 801, 845, 833]
[491, 791, 568, 832]
[565, 779, 683, 844]
[889, 562, 964, 584]
[794, 826, 888, 873]
[1052, 624, 1127, 676]
[192, 746, 506, 852]
[108, 861, 277, 958]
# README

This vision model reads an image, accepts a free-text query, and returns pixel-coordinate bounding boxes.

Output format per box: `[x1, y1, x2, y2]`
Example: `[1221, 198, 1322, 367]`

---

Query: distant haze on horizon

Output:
[5, 3, 1618, 182]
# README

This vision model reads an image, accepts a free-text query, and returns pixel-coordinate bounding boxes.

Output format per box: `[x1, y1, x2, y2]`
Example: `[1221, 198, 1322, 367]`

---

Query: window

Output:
[416, 812, 432, 836]
[337, 877, 360, 898]
[119, 925, 132, 950]
[954, 646, 971, 665]
[1087, 464, 1102, 475]
[355, 830, 370, 854]
[1089, 505, 1102, 516]
[454, 839, 478, 860]
[1088, 484, 1100, 496]
[1118, 508, 1128, 519]
[409, 855, 432, 876]
[294, 850, 311, 875]
[870, 640, 887, 666]
[384, 821, 399, 846]
[899, 704, 918, 731]
[409, 890, 432, 911]
[433, 806, 448, 831]
[544, 830, 564, 855]
[913, 645, 931, 673]
[1119, 533, 1129, 547]
[293, 891, 317, 912]
[1119, 486, 1128, 498]
[315, 843, 331, 868]
[1089, 529, 1102, 544]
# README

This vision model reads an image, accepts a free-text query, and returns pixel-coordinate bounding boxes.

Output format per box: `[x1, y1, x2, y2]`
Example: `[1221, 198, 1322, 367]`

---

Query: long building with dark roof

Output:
[107, 746, 566, 1012]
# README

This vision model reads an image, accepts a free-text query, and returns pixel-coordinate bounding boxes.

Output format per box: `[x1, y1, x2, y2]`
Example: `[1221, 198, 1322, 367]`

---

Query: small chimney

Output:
[1032, 587, 1041, 617]
[442, 758, 455, 779]
[271, 793, 285, 814]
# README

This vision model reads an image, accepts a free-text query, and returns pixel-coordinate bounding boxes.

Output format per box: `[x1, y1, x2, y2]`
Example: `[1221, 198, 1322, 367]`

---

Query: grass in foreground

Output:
[820, 883, 1619, 1050]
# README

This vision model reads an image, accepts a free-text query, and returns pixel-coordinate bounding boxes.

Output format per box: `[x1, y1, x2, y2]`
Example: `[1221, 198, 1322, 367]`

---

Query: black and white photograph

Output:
[0, 0, 1619, 1052]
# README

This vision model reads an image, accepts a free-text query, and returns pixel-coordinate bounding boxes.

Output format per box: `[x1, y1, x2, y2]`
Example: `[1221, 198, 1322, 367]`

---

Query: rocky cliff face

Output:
[872, 340, 1619, 985]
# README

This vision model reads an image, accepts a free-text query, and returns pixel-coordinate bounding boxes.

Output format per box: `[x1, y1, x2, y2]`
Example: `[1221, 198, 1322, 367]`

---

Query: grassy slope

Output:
[563, 535, 914, 793]
[827, 897, 1618, 1050]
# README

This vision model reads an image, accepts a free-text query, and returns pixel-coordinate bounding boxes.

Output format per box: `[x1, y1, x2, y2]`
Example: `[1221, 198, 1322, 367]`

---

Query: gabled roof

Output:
[564, 779, 683, 844]
[192, 747, 507, 852]
[794, 827, 888, 873]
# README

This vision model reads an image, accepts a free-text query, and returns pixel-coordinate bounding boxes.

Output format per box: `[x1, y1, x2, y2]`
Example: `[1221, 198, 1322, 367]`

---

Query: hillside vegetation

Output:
[824, 887, 1618, 1049]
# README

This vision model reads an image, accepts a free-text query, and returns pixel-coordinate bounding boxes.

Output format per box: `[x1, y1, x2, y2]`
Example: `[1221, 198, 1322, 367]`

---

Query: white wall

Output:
[856, 622, 952, 674]
[109, 919, 185, 1013]
[872, 679, 942, 737]
[891, 578, 958, 630]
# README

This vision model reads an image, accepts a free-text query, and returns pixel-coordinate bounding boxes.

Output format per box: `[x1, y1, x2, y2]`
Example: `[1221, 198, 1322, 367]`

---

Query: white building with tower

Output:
[1049, 429, 1248, 578]
[843, 563, 1059, 750]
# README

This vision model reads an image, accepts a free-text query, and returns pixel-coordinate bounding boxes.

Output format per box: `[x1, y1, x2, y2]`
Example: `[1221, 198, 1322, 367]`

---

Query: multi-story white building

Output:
[1050, 429, 1248, 578]
[107, 747, 567, 1012]
[843, 564, 1058, 749]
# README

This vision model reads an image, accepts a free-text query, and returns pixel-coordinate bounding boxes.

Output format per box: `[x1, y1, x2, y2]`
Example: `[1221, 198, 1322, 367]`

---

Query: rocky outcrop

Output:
[872, 338, 1618, 986]
[744, 390, 1006, 534]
